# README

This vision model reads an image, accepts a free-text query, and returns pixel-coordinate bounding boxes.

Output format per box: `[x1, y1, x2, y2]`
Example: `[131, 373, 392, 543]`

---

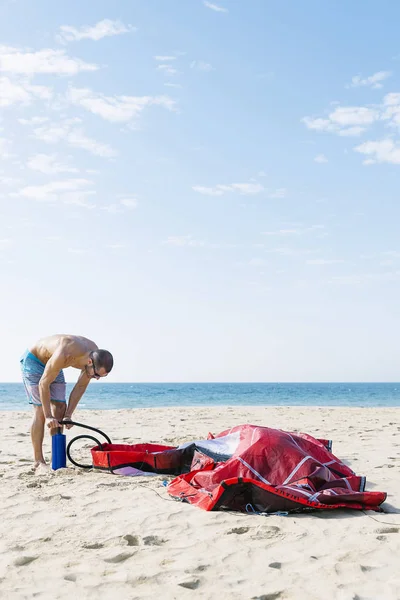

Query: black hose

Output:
[59, 419, 112, 469]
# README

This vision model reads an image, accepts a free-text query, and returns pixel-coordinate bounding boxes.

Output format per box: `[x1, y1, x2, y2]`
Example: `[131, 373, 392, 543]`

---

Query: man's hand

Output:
[45, 417, 60, 430]
[63, 415, 74, 429]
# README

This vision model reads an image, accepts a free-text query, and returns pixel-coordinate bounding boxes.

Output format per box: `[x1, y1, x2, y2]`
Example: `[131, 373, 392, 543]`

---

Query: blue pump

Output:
[52, 427, 66, 470]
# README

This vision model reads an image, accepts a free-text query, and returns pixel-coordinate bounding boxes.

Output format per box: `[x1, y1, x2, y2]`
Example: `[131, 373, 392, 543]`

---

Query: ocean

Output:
[1, 382, 400, 411]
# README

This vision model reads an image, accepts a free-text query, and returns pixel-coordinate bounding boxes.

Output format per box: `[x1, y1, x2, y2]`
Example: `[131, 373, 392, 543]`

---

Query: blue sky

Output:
[1, 0, 400, 382]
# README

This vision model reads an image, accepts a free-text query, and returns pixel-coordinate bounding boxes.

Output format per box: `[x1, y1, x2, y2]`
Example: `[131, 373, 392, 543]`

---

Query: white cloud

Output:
[0, 175, 20, 186]
[268, 188, 287, 198]
[203, 1, 228, 12]
[190, 61, 214, 72]
[107, 243, 128, 250]
[101, 199, 138, 213]
[248, 258, 266, 266]
[302, 106, 378, 136]
[18, 116, 49, 125]
[262, 225, 324, 236]
[30, 119, 117, 158]
[193, 183, 264, 196]
[0, 45, 98, 76]
[154, 56, 177, 62]
[66, 129, 117, 157]
[27, 153, 78, 174]
[349, 71, 391, 89]
[354, 139, 400, 165]
[164, 235, 205, 247]
[306, 259, 344, 265]
[18, 178, 93, 202]
[67, 87, 177, 123]
[157, 64, 179, 76]
[164, 83, 182, 89]
[62, 191, 96, 208]
[57, 19, 135, 43]
[314, 154, 328, 163]
[327, 271, 400, 285]
[0, 76, 52, 107]
[0, 137, 13, 159]
[120, 198, 137, 209]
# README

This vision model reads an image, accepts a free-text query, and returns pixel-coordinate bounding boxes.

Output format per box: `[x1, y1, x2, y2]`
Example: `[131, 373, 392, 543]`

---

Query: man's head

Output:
[87, 349, 114, 379]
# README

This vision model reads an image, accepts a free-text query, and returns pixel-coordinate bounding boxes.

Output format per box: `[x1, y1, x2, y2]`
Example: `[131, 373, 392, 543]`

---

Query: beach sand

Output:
[0, 406, 399, 600]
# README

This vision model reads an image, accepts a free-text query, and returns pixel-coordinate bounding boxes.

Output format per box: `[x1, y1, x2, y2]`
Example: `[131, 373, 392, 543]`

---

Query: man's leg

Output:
[50, 401, 66, 433]
[31, 405, 46, 467]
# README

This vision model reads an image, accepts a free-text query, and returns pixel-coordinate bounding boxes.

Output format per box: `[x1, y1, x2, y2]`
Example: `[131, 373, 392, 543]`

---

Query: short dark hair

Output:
[91, 349, 114, 373]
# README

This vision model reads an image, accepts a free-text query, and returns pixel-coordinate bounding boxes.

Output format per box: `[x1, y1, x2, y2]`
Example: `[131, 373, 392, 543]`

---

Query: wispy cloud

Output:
[354, 139, 400, 165]
[164, 235, 205, 247]
[0, 76, 52, 107]
[0, 175, 20, 186]
[157, 64, 179, 77]
[203, 1, 228, 13]
[193, 183, 264, 196]
[25, 118, 117, 158]
[67, 87, 177, 123]
[18, 116, 49, 125]
[119, 198, 138, 209]
[18, 178, 93, 202]
[327, 271, 400, 285]
[306, 258, 344, 265]
[154, 55, 177, 62]
[0, 45, 98, 76]
[348, 71, 391, 89]
[268, 188, 287, 198]
[57, 19, 136, 43]
[101, 199, 138, 213]
[27, 153, 78, 174]
[190, 61, 214, 72]
[314, 154, 328, 163]
[0, 137, 13, 159]
[262, 225, 324, 236]
[302, 106, 378, 137]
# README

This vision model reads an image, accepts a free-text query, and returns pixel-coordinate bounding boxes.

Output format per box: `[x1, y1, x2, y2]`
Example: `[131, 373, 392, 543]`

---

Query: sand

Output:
[0, 406, 399, 600]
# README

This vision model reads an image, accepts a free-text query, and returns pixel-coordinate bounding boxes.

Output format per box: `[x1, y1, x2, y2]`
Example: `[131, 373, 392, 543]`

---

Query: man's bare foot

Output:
[34, 462, 50, 475]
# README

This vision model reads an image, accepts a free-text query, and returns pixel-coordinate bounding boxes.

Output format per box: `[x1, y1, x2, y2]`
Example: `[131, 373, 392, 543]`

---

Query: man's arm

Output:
[65, 369, 91, 421]
[39, 349, 68, 429]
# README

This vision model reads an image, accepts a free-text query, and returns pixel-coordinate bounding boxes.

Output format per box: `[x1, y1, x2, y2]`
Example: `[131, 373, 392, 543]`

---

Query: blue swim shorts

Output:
[20, 350, 66, 406]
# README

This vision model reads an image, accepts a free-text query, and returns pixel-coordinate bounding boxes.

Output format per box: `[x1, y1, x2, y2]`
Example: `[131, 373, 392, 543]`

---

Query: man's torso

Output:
[29, 334, 98, 371]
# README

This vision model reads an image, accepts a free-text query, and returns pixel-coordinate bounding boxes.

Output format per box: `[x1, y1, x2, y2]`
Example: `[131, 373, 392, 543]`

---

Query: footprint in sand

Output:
[251, 525, 281, 540]
[104, 552, 134, 563]
[178, 578, 200, 590]
[194, 564, 209, 573]
[64, 574, 77, 582]
[252, 593, 283, 600]
[269, 562, 282, 569]
[123, 534, 140, 547]
[26, 481, 41, 489]
[82, 542, 104, 550]
[375, 527, 399, 534]
[227, 526, 250, 535]
[361, 565, 375, 572]
[143, 535, 166, 546]
[14, 556, 38, 566]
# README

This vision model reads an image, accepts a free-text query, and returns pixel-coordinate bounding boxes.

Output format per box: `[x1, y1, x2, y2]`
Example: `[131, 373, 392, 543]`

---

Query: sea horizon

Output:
[1, 381, 399, 411]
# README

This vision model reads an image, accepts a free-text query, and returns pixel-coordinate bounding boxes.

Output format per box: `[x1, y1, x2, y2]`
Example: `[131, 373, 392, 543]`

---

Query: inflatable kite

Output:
[87, 424, 386, 513]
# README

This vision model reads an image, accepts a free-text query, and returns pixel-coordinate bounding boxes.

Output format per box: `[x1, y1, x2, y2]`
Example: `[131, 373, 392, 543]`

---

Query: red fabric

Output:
[167, 425, 386, 512]
[91, 424, 386, 513]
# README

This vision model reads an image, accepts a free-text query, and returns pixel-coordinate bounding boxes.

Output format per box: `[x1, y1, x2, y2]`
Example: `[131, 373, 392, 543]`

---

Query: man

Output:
[20, 334, 113, 471]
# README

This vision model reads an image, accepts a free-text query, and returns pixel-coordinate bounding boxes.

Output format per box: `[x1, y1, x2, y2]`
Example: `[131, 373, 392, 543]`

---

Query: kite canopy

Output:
[91, 424, 386, 513]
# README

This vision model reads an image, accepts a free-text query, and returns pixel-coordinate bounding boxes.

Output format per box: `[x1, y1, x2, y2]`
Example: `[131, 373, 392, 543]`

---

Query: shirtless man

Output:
[20, 334, 113, 470]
